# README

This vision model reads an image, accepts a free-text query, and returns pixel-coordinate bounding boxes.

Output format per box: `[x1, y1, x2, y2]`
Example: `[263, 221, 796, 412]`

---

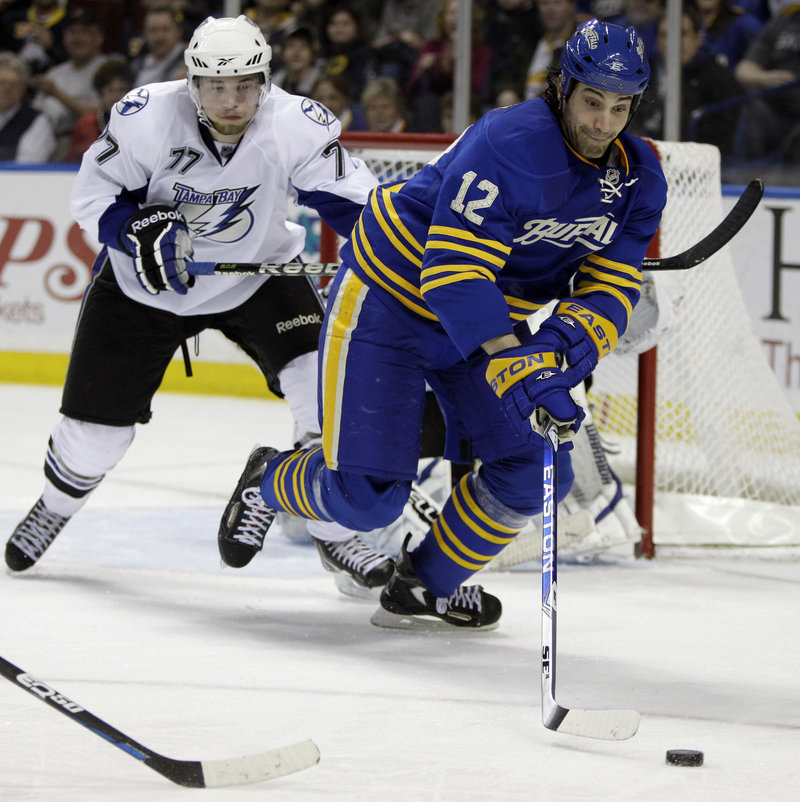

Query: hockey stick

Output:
[540, 424, 640, 740]
[0, 655, 320, 788]
[642, 178, 763, 270]
[186, 179, 763, 278]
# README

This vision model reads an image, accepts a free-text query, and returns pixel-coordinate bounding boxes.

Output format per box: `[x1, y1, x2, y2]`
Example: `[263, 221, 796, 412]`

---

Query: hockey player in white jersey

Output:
[5, 16, 393, 590]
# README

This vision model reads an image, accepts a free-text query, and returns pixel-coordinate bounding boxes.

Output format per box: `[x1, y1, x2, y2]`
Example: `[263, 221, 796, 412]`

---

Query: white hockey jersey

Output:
[70, 80, 378, 315]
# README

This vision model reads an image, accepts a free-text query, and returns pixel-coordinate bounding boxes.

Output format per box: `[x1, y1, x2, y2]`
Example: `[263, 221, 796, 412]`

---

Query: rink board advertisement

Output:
[1, 166, 799, 410]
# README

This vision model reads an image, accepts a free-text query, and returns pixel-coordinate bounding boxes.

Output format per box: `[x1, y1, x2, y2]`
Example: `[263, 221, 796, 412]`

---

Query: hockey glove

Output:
[531, 301, 620, 384]
[124, 205, 194, 295]
[485, 346, 586, 446]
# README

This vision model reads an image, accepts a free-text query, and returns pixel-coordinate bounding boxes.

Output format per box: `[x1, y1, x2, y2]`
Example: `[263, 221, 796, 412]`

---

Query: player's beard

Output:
[562, 116, 614, 160]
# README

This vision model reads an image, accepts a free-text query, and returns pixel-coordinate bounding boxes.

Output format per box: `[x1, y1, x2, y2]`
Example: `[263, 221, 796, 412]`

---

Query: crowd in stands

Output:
[1, 0, 799, 182]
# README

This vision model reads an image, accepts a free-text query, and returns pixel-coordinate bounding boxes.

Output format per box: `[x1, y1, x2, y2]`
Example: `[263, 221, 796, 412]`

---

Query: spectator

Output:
[482, 0, 543, 104]
[0, 49, 55, 162]
[406, 0, 491, 132]
[1, 0, 69, 73]
[438, 88, 481, 134]
[361, 75, 407, 132]
[695, 0, 764, 69]
[311, 72, 367, 130]
[734, 0, 800, 161]
[272, 25, 322, 95]
[523, 0, 580, 99]
[129, 4, 187, 86]
[30, 7, 107, 161]
[246, 0, 298, 70]
[370, 0, 438, 86]
[618, 0, 664, 65]
[630, 4, 743, 155]
[494, 84, 523, 108]
[319, 3, 377, 101]
[66, 58, 132, 163]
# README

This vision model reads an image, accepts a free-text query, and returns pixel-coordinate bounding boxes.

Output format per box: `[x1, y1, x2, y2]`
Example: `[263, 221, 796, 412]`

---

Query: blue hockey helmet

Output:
[561, 19, 649, 109]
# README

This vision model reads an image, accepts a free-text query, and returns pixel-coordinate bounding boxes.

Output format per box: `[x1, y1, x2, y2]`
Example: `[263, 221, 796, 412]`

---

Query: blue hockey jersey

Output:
[340, 98, 668, 360]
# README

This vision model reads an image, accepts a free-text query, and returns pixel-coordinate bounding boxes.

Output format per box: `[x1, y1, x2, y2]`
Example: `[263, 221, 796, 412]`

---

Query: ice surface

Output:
[1, 385, 798, 801]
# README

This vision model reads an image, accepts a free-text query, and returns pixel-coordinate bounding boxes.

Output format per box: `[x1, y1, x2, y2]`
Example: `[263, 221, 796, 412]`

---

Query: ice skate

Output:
[371, 535, 502, 630]
[218, 445, 278, 568]
[6, 497, 69, 572]
[315, 535, 394, 600]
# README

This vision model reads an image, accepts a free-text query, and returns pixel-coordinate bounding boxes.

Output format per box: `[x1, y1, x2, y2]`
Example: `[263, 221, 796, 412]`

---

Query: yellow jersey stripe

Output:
[427, 225, 512, 254]
[371, 190, 422, 267]
[578, 264, 641, 290]
[381, 188, 424, 256]
[424, 240, 507, 267]
[572, 281, 633, 317]
[421, 271, 495, 293]
[351, 224, 438, 321]
[421, 264, 497, 282]
[586, 253, 641, 278]
[321, 271, 368, 468]
[502, 294, 546, 312]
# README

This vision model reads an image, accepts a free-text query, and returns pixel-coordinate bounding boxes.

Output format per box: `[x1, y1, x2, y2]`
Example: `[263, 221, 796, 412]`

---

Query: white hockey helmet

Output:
[184, 16, 272, 124]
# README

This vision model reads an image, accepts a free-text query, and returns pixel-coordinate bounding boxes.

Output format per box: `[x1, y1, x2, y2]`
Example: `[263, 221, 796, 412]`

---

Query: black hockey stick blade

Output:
[642, 178, 764, 271]
[0, 655, 320, 788]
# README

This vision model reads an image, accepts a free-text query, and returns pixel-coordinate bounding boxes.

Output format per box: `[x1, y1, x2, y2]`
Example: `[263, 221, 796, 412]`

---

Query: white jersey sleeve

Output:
[69, 82, 377, 315]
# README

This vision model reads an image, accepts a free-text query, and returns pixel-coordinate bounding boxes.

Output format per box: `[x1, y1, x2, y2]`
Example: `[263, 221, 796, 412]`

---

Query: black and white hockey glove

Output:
[124, 205, 194, 295]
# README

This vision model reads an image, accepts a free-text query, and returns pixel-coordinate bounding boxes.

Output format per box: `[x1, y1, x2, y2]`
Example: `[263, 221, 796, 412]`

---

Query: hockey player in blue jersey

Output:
[219, 19, 668, 629]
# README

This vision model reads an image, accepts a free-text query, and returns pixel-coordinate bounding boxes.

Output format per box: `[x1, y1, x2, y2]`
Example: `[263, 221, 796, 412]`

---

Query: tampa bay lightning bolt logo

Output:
[116, 88, 150, 116]
[301, 98, 335, 127]
[172, 182, 259, 244]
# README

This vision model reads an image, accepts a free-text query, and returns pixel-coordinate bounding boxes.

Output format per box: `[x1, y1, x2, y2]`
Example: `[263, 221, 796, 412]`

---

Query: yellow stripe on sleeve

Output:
[424, 240, 507, 267]
[427, 225, 512, 255]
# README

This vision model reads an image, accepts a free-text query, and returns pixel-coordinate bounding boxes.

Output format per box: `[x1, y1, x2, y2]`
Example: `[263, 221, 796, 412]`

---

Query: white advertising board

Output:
[1, 166, 799, 410]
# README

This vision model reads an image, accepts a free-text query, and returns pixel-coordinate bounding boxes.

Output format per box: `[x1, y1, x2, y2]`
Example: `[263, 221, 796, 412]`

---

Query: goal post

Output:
[323, 132, 800, 558]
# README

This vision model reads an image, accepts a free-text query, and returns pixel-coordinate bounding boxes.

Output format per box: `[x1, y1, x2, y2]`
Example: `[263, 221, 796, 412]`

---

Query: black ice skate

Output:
[315, 535, 394, 600]
[218, 445, 278, 568]
[370, 535, 502, 630]
[6, 497, 70, 572]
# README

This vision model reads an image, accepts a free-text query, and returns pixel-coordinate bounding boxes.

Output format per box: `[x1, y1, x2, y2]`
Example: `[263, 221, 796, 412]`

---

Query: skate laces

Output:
[11, 500, 67, 560]
[435, 584, 484, 615]
[327, 536, 388, 575]
[232, 487, 275, 546]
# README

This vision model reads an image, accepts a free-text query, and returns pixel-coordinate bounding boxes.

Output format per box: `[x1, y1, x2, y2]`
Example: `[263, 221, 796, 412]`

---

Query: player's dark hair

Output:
[543, 67, 561, 115]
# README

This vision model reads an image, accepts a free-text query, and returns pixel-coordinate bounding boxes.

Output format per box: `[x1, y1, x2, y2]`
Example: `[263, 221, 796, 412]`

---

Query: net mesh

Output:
[590, 142, 800, 508]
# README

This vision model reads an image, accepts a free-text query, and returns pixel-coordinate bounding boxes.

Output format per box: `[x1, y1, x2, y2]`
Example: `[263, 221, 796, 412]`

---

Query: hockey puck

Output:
[666, 749, 704, 767]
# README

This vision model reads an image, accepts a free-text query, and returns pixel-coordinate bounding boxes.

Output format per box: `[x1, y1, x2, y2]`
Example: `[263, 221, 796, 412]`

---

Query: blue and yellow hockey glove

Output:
[485, 347, 586, 445]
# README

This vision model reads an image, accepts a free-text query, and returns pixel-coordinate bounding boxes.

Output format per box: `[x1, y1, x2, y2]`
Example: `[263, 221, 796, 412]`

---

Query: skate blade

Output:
[369, 607, 499, 632]
[333, 572, 382, 601]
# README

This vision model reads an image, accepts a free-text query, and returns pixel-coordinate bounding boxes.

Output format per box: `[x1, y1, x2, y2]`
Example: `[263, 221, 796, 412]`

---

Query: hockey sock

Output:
[411, 473, 524, 598]
[261, 446, 330, 521]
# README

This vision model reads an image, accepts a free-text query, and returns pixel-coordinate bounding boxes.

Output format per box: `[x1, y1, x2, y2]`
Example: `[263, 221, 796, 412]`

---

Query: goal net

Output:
[336, 133, 800, 559]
